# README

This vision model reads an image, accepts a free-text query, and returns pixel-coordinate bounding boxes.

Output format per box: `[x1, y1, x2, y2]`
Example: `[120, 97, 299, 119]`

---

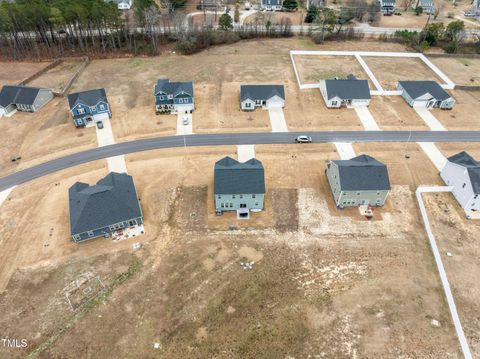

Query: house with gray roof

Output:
[240, 85, 285, 111]
[214, 156, 265, 218]
[67, 88, 111, 127]
[441, 151, 480, 212]
[68, 172, 144, 243]
[0, 85, 53, 117]
[397, 81, 454, 109]
[378, 0, 395, 13]
[326, 154, 391, 208]
[154, 79, 194, 114]
[261, 0, 283, 10]
[320, 75, 371, 108]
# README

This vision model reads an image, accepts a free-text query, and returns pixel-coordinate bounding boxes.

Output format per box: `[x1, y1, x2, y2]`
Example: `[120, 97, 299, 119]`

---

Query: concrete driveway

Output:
[334, 142, 356, 159]
[354, 106, 381, 131]
[95, 118, 127, 173]
[414, 108, 446, 131]
[268, 107, 288, 132]
[176, 113, 193, 135]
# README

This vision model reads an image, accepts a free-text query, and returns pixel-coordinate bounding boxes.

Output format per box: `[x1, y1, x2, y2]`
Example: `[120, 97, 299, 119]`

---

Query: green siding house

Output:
[214, 156, 265, 218]
[326, 154, 391, 208]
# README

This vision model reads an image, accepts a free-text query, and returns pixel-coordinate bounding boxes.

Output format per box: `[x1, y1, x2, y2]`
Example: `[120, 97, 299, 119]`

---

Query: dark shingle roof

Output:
[67, 88, 108, 109]
[324, 78, 371, 100]
[154, 79, 193, 97]
[0, 85, 46, 107]
[448, 151, 480, 194]
[398, 81, 450, 101]
[333, 154, 390, 191]
[214, 156, 265, 194]
[240, 85, 285, 102]
[69, 172, 142, 235]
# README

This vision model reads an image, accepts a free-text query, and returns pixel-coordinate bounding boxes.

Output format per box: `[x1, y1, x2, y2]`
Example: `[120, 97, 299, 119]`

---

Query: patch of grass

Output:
[25, 259, 142, 359]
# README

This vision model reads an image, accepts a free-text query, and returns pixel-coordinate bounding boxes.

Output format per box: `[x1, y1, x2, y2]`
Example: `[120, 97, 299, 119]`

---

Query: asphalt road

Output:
[1, 131, 480, 192]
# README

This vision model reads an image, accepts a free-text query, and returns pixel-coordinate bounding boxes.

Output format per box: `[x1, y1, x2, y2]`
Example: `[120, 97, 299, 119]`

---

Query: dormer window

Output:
[78, 108, 85, 114]
[168, 95, 173, 99]
[99, 104, 105, 110]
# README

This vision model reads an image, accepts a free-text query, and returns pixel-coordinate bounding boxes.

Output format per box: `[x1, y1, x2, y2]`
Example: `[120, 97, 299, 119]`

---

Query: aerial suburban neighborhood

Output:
[1, 0, 480, 357]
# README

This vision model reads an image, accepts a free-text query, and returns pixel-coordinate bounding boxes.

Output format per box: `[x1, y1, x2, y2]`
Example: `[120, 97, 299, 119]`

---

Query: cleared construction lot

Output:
[1, 38, 480, 358]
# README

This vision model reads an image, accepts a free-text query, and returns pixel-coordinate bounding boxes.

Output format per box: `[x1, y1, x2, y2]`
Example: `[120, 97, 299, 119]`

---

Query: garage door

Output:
[413, 100, 429, 108]
[93, 112, 110, 122]
[266, 99, 283, 109]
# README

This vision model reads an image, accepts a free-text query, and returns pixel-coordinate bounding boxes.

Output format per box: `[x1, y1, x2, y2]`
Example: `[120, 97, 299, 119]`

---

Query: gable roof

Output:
[448, 151, 480, 194]
[262, 0, 282, 5]
[380, 0, 395, 6]
[67, 88, 108, 109]
[214, 156, 265, 194]
[0, 85, 47, 107]
[69, 172, 142, 235]
[333, 154, 391, 191]
[240, 85, 285, 102]
[398, 81, 451, 101]
[324, 78, 371, 100]
[154, 79, 194, 97]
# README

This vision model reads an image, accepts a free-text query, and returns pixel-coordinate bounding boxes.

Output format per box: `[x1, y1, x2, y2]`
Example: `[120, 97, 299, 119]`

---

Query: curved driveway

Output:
[1, 131, 480, 191]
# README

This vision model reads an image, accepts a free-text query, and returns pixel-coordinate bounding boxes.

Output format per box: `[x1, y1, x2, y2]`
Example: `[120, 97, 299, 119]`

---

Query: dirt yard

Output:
[429, 56, 480, 86]
[293, 55, 374, 88]
[0, 143, 474, 358]
[29, 59, 84, 92]
[363, 56, 444, 90]
[0, 61, 51, 85]
[244, 10, 305, 25]
[431, 90, 480, 130]
[369, 96, 430, 130]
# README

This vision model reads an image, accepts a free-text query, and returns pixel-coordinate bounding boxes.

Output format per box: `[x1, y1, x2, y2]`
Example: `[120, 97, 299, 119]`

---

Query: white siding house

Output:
[397, 81, 454, 109]
[320, 75, 371, 108]
[240, 85, 285, 111]
[261, 0, 283, 10]
[441, 151, 480, 211]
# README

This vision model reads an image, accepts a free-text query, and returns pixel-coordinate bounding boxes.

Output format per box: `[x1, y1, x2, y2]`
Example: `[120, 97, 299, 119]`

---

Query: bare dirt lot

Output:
[293, 54, 374, 88]
[29, 59, 84, 92]
[369, 96, 430, 130]
[429, 56, 480, 86]
[0, 144, 473, 358]
[0, 61, 51, 85]
[364, 56, 445, 90]
[431, 90, 480, 130]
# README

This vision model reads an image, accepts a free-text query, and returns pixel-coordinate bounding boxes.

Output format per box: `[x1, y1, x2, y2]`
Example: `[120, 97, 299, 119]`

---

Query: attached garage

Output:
[320, 75, 371, 109]
[397, 81, 455, 109]
[240, 85, 285, 111]
[93, 112, 110, 122]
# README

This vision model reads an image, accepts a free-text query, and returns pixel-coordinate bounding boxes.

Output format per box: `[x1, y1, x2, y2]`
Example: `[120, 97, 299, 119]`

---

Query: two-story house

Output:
[69, 172, 144, 243]
[441, 151, 480, 212]
[326, 154, 391, 208]
[154, 79, 195, 114]
[67, 88, 111, 128]
[214, 156, 265, 219]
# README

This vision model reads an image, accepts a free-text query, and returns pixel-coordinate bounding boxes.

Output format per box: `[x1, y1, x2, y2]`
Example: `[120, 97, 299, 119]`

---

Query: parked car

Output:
[182, 117, 189, 125]
[295, 135, 312, 143]
[96, 121, 104, 129]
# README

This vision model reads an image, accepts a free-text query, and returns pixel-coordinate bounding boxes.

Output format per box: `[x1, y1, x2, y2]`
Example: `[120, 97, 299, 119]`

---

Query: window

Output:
[78, 108, 85, 114]
[357, 192, 361, 196]
[462, 183, 466, 188]
[240, 195, 243, 199]
[73, 234, 81, 240]
[159, 96, 164, 100]
[232, 195, 236, 199]
[221, 203, 225, 208]
[474, 195, 478, 199]
[218, 195, 221, 199]
[230, 203, 233, 208]
[179, 98, 183, 103]
[87, 231, 94, 237]
[99, 104, 105, 110]
[252, 194, 256, 198]
[168, 95, 173, 99]
[129, 219, 137, 227]
[245, 103, 251, 108]
[332, 101, 337, 106]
